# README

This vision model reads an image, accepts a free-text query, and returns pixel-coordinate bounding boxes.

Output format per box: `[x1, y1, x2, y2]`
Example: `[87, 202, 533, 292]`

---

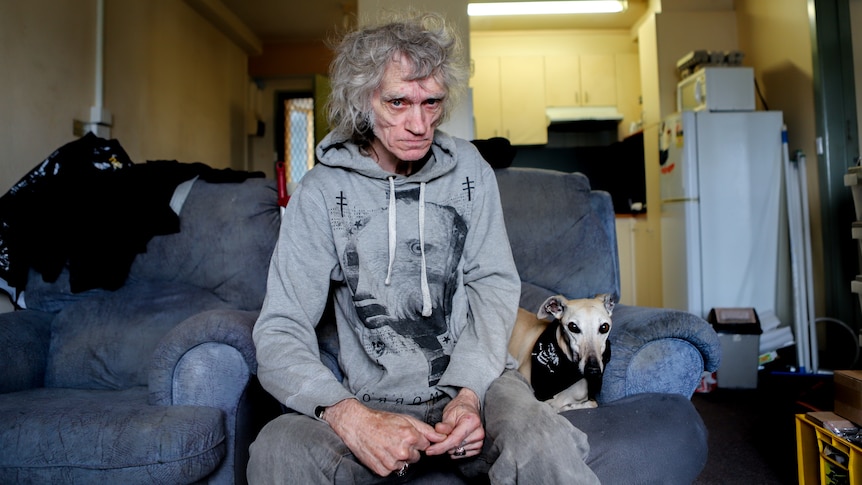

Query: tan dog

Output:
[509, 294, 614, 412]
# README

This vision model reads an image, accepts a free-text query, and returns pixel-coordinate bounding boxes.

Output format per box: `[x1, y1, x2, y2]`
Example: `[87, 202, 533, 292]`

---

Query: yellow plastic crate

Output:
[797, 414, 862, 484]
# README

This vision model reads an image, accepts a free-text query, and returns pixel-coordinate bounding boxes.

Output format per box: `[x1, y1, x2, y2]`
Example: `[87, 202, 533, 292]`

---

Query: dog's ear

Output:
[597, 293, 615, 317]
[537, 295, 566, 320]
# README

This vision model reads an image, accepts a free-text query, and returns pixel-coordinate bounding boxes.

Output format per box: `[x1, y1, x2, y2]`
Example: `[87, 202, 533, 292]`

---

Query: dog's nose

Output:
[585, 356, 602, 375]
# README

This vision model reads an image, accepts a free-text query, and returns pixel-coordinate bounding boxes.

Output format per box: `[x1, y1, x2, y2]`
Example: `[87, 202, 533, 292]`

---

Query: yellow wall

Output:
[0, 1, 96, 193]
[106, 0, 248, 169]
[652, 11, 738, 120]
[853, 0, 862, 159]
[735, 0, 823, 317]
[635, 7, 739, 307]
[0, 0, 250, 194]
[635, 15, 662, 307]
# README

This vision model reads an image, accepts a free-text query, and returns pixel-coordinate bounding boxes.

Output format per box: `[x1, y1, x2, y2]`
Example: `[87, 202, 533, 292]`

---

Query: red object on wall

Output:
[275, 161, 289, 207]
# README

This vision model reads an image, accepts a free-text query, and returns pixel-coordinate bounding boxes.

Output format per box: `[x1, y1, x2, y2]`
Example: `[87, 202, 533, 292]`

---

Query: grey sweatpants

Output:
[247, 369, 600, 484]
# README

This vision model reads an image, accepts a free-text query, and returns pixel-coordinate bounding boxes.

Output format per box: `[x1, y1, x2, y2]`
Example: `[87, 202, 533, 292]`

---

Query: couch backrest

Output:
[23, 178, 280, 315]
[494, 167, 620, 312]
[25, 168, 616, 316]
[129, 178, 281, 310]
[24, 178, 279, 390]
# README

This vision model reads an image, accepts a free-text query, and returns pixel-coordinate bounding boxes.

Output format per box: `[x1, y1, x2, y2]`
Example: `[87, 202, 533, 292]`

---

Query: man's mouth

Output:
[401, 139, 430, 148]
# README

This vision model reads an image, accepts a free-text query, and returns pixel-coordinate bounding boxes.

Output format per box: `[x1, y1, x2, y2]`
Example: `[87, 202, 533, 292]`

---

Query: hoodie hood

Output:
[316, 130, 459, 183]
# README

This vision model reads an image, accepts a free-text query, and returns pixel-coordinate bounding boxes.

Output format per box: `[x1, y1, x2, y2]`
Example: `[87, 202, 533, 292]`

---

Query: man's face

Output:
[371, 56, 447, 164]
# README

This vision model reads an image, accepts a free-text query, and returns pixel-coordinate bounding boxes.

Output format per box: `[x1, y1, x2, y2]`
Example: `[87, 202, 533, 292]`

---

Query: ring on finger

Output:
[453, 445, 466, 457]
[396, 463, 409, 477]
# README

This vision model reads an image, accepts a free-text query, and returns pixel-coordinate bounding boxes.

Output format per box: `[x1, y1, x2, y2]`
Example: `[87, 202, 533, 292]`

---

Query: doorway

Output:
[275, 94, 315, 185]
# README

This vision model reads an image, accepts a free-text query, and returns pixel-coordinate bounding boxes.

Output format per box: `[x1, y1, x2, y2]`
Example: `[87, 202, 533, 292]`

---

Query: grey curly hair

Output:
[326, 12, 468, 145]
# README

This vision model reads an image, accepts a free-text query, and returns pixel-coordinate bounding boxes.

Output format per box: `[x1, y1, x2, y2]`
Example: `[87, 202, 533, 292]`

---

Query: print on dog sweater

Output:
[530, 323, 580, 401]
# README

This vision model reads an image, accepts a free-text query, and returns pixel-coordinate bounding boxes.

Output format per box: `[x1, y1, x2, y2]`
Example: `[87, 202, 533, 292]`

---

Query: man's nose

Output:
[404, 106, 428, 134]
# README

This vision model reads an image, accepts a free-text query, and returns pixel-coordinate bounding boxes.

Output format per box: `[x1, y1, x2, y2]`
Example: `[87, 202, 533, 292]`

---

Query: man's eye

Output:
[390, 99, 404, 107]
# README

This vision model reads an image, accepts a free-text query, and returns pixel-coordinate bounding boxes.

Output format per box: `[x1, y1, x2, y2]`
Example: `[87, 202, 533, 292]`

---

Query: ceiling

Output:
[219, 0, 649, 43]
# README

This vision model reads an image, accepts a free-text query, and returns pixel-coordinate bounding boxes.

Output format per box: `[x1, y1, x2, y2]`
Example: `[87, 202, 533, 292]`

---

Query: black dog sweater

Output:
[530, 323, 582, 401]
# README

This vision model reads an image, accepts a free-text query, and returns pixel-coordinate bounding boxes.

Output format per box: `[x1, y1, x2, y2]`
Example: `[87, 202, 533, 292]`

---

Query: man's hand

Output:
[425, 387, 484, 459]
[323, 399, 447, 477]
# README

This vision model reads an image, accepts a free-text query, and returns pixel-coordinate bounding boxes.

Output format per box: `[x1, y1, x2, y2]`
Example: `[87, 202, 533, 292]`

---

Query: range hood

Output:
[546, 106, 624, 123]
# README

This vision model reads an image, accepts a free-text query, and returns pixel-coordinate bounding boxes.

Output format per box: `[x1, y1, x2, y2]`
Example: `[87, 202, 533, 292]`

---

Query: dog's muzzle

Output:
[584, 356, 603, 376]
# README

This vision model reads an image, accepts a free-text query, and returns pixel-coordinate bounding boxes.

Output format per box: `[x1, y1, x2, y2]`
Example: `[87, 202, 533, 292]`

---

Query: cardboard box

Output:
[835, 370, 862, 426]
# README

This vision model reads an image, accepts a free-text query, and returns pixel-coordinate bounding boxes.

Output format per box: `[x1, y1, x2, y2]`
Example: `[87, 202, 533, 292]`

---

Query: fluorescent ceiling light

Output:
[468, 1, 626, 16]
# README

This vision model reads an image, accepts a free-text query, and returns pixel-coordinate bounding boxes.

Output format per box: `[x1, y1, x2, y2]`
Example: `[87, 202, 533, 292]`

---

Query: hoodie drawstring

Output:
[385, 176, 397, 286]
[418, 182, 432, 316]
[384, 177, 433, 317]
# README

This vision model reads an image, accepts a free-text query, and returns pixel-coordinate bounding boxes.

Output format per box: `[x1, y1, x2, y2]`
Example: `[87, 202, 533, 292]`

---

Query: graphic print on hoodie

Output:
[343, 187, 468, 387]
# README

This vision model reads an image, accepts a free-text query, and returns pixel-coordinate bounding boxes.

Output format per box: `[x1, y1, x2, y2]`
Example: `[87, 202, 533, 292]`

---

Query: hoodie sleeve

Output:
[437, 149, 521, 404]
[252, 183, 355, 417]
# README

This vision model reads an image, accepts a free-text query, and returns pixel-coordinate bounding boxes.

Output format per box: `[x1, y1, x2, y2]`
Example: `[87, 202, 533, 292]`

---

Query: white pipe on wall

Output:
[86, 0, 111, 138]
[95, 0, 104, 109]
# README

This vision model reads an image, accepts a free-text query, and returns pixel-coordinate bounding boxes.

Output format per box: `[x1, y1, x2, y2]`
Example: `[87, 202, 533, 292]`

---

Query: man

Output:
[248, 12, 599, 484]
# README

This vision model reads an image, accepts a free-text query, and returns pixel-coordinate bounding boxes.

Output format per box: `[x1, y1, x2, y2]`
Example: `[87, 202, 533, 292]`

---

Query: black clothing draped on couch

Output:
[0, 133, 263, 296]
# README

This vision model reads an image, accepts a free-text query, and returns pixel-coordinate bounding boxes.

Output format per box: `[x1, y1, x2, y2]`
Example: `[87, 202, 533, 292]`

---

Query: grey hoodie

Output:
[253, 130, 521, 419]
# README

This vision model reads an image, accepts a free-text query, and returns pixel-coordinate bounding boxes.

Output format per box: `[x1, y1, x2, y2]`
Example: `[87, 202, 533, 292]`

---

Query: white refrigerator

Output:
[659, 110, 784, 320]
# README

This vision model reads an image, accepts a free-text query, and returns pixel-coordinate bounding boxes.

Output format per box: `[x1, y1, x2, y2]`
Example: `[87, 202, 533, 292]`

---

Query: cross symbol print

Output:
[462, 177, 475, 201]
[336, 191, 347, 217]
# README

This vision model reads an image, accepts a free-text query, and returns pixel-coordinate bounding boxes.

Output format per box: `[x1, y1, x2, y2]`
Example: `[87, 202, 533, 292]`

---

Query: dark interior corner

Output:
[510, 130, 647, 215]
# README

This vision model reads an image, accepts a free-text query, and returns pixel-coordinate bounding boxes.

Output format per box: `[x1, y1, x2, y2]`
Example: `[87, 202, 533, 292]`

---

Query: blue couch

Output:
[0, 178, 282, 484]
[0, 166, 720, 484]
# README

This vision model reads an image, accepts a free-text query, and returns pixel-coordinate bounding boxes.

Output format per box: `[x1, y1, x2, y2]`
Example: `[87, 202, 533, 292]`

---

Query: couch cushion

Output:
[130, 178, 281, 310]
[495, 167, 619, 306]
[0, 386, 225, 483]
[45, 281, 231, 390]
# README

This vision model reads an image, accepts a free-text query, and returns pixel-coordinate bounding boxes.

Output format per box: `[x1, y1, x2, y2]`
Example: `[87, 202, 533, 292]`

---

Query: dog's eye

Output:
[567, 322, 581, 334]
[599, 322, 610, 334]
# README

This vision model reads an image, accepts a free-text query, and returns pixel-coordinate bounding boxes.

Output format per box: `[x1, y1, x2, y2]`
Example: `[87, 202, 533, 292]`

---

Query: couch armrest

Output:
[149, 308, 267, 485]
[598, 305, 721, 403]
[149, 308, 259, 405]
[0, 309, 54, 393]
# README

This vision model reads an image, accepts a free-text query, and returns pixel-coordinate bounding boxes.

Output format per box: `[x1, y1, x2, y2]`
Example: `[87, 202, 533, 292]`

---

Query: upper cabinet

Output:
[500, 57, 548, 145]
[470, 31, 641, 145]
[471, 56, 548, 145]
[471, 56, 502, 140]
[545, 55, 617, 107]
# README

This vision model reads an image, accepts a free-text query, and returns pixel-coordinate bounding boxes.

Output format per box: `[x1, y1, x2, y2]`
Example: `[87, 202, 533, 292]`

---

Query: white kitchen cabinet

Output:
[470, 56, 502, 140]
[544, 56, 581, 106]
[471, 56, 548, 145]
[544, 54, 617, 107]
[499, 57, 547, 145]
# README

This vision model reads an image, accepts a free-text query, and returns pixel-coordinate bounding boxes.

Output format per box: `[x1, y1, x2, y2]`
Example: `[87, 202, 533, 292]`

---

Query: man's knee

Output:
[248, 413, 340, 482]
